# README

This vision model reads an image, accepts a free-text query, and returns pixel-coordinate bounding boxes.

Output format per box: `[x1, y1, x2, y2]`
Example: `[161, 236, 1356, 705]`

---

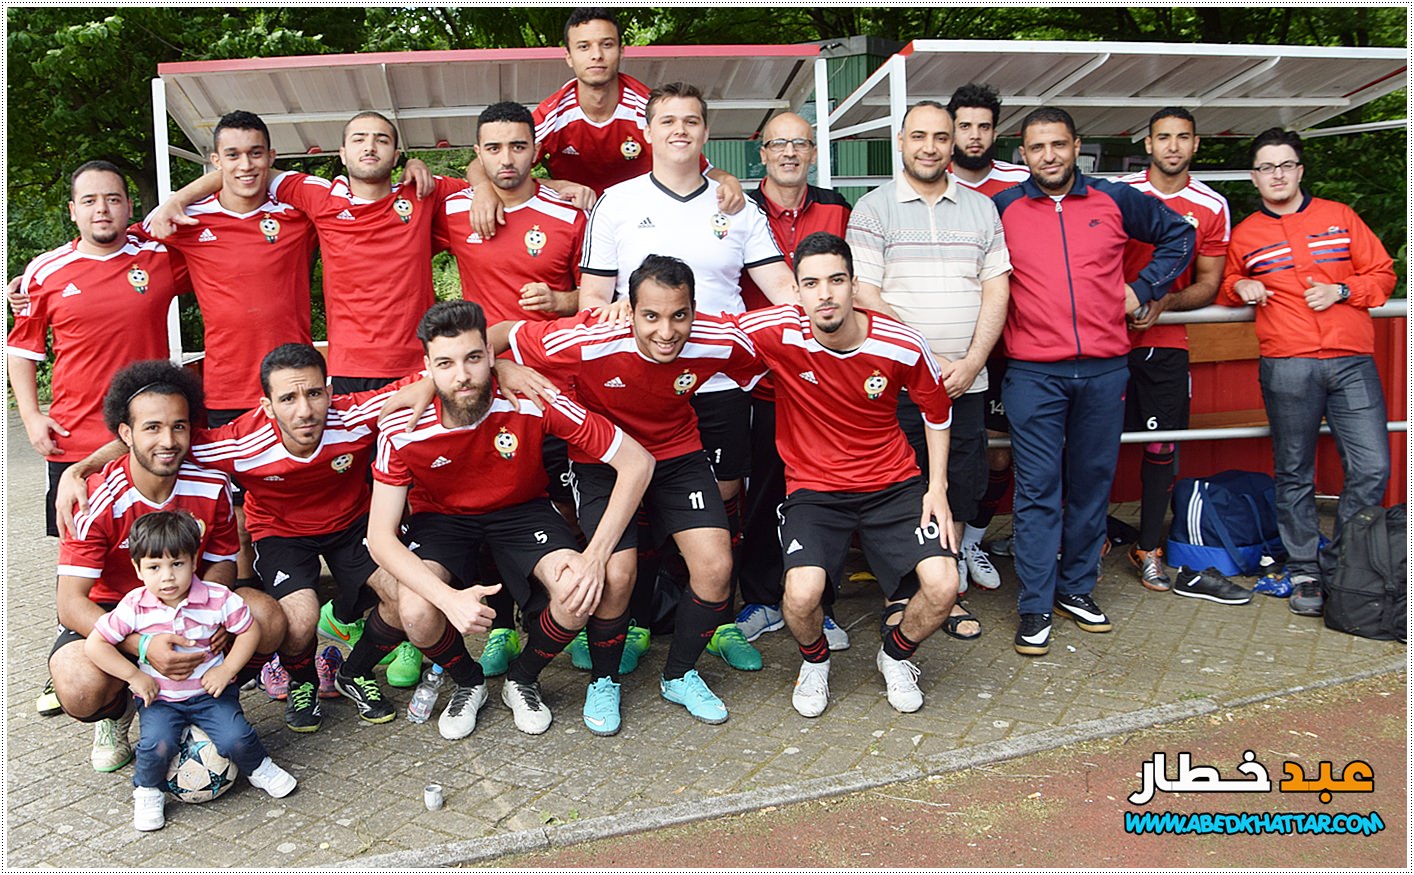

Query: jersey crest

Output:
[330, 452, 354, 474]
[710, 212, 730, 240]
[620, 137, 643, 160]
[127, 265, 150, 294]
[524, 225, 547, 258]
[493, 427, 519, 460]
[393, 196, 413, 224]
[673, 370, 699, 395]
[864, 370, 888, 400]
[259, 215, 281, 243]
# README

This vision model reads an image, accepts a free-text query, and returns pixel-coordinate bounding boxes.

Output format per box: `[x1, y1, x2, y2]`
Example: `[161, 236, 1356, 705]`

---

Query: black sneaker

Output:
[284, 681, 323, 733]
[1053, 592, 1112, 632]
[333, 669, 396, 724]
[1288, 575, 1325, 616]
[1172, 566, 1253, 605]
[1013, 612, 1052, 656]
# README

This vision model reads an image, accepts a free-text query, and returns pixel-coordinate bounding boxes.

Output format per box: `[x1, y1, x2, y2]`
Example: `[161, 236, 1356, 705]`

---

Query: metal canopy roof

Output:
[826, 39, 1407, 143]
[155, 43, 820, 158]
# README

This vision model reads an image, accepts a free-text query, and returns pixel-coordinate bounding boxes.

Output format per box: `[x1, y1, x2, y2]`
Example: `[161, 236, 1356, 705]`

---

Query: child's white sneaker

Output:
[248, 757, 297, 798]
[133, 786, 166, 831]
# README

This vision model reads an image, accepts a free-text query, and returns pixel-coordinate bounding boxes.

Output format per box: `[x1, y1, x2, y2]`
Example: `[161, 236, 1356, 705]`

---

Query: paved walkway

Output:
[5, 410, 1406, 867]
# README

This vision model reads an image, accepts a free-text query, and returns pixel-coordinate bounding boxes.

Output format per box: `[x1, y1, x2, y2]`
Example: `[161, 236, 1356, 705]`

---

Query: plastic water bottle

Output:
[405, 664, 444, 723]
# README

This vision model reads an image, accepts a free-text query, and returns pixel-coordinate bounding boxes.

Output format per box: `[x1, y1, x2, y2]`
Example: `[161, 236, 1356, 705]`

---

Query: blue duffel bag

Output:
[1167, 470, 1285, 577]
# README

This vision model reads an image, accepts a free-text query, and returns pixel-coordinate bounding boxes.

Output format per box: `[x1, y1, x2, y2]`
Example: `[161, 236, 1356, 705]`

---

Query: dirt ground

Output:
[492, 672, 1407, 869]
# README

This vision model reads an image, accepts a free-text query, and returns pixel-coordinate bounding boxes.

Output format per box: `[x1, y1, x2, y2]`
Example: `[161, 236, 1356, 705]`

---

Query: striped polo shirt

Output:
[92, 577, 253, 702]
[846, 174, 1011, 393]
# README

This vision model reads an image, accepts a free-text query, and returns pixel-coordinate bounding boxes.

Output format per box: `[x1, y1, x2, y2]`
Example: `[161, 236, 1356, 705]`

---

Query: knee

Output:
[693, 552, 733, 596]
[398, 589, 441, 636]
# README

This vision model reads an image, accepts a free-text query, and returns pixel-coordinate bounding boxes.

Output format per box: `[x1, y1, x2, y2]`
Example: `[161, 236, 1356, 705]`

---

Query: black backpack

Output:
[1319, 504, 1406, 642]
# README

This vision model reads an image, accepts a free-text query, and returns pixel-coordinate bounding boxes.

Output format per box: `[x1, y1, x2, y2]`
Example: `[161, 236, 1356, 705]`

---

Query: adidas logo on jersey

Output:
[198, 228, 218, 242]
[262, 475, 285, 481]
[61, 282, 82, 298]
[562, 145, 580, 156]
[603, 376, 627, 388]
[464, 233, 484, 245]
[637, 217, 655, 229]
[272, 570, 290, 586]
[798, 370, 818, 385]
[786, 539, 805, 555]
[335, 209, 356, 221]
[431, 455, 453, 468]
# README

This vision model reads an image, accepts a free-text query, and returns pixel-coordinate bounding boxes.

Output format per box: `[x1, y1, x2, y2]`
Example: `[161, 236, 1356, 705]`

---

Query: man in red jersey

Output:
[463, 8, 744, 238]
[149, 111, 454, 393]
[369, 300, 653, 740]
[1118, 107, 1245, 603]
[48, 361, 285, 773]
[737, 233, 961, 718]
[496, 254, 762, 732]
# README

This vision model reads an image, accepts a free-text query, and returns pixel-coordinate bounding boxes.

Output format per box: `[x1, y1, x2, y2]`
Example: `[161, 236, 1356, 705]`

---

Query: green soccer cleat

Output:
[618, 624, 651, 675]
[706, 623, 762, 671]
[385, 641, 424, 688]
[318, 600, 365, 649]
[478, 627, 522, 677]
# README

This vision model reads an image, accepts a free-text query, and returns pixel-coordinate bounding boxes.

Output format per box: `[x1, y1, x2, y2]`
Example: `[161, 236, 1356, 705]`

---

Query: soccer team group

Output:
[11, 9, 1396, 832]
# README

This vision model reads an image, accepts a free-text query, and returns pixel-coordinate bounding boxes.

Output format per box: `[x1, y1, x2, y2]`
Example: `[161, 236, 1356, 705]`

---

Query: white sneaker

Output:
[875, 647, 923, 713]
[247, 757, 297, 798]
[92, 700, 135, 772]
[822, 616, 850, 651]
[792, 659, 830, 718]
[132, 786, 165, 831]
[956, 557, 969, 594]
[437, 683, 489, 740]
[502, 679, 552, 735]
[963, 542, 1001, 590]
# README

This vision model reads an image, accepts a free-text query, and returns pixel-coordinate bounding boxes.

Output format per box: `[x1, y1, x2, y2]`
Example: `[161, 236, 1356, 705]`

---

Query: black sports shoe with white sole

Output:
[1013, 612, 1052, 655]
[1172, 566, 1253, 605]
[1053, 592, 1112, 632]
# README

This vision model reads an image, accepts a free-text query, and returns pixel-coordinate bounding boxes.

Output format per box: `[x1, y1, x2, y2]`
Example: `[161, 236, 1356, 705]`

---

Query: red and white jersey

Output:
[949, 160, 1030, 198]
[93, 578, 253, 703]
[271, 171, 463, 378]
[188, 380, 410, 541]
[59, 457, 239, 606]
[434, 184, 585, 327]
[6, 236, 189, 461]
[375, 389, 624, 515]
[142, 194, 316, 409]
[507, 311, 762, 461]
[736, 305, 952, 494]
[533, 73, 707, 195]
[1120, 170, 1231, 350]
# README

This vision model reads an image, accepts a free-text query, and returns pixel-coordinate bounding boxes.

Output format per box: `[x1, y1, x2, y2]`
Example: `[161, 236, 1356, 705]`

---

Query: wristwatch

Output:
[1337, 282, 1351, 303]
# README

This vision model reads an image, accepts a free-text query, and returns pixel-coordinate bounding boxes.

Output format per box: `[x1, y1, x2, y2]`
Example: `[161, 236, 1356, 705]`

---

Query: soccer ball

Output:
[165, 724, 239, 803]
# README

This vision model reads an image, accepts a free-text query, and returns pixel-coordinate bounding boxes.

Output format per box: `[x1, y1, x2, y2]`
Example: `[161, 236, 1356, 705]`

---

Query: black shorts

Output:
[571, 451, 728, 553]
[542, 434, 573, 506]
[403, 501, 578, 614]
[252, 515, 380, 623]
[1125, 347, 1191, 434]
[207, 408, 250, 506]
[779, 476, 952, 600]
[49, 603, 119, 658]
[690, 388, 752, 481]
[982, 356, 1010, 433]
[897, 390, 986, 523]
[45, 459, 76, 538]
[330, 376, 397, 395]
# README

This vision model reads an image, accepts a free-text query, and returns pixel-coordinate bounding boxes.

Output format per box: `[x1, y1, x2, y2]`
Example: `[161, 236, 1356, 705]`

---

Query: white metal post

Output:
[814, 56, 832, 188]
[152, 77, 183, 365]
[887, 53, 907, 179]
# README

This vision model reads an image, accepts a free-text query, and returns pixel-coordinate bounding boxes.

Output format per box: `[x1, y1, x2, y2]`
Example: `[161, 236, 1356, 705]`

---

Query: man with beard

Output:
[149, 111, 456, 393]
[369, 300, 653, 739]
[847, 100, 1011, 643]
[1117, 107, 1239, 599]
[993, 107, 1193, 656]
[737, 233, 960, 717]
[47, 360, 285, 772]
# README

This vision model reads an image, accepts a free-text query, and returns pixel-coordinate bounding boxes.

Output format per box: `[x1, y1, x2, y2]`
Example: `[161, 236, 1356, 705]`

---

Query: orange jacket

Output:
[1219, 194, 1395, 358]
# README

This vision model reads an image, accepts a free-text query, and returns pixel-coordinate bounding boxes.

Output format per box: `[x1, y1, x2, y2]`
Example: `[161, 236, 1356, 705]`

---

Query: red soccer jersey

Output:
[736, 305, 952, 494]
[7, 236, 189, 461]
[188, 380, 409, 541]
[434, 184, 585, 327]
[271, 171, 463, 379]
[58, 457, 239, 605]
[949, 160, 1031, 198]
[507, 311, 762, 461]
[374, 390, 623, 515]
[143, 194, 317, 409]
[533, 73, 708, 194]
[1120, 170, 1231, 350]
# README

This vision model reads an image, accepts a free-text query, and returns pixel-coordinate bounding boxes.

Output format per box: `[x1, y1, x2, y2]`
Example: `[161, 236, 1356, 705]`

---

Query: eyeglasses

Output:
[1253, 160, 1301, 176]
[763, 137, 815, 152]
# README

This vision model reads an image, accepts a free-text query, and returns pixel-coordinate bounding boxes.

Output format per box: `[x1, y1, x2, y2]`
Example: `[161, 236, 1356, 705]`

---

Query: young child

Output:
[85, 511, 297, 831]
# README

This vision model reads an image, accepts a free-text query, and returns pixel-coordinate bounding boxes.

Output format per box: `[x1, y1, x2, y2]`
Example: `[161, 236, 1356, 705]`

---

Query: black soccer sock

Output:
[723, 492, 742, 548]
[663, 593, 729, 680]
[507, 609, 579, 685]
[281, 642, 318, 687]
[970, 466, 1013, 529]
[1139, 447, 1176, 551]
[476, 546, 518, 632]
[239, 650, 276, 687]
[882, 624, 919, 662]
[799, 634, 829, 664]
[83, 691, 131, 723]
[421, 621, 484, 688]
[587, 610, 630, 682]
[343, 606, 405, 677]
